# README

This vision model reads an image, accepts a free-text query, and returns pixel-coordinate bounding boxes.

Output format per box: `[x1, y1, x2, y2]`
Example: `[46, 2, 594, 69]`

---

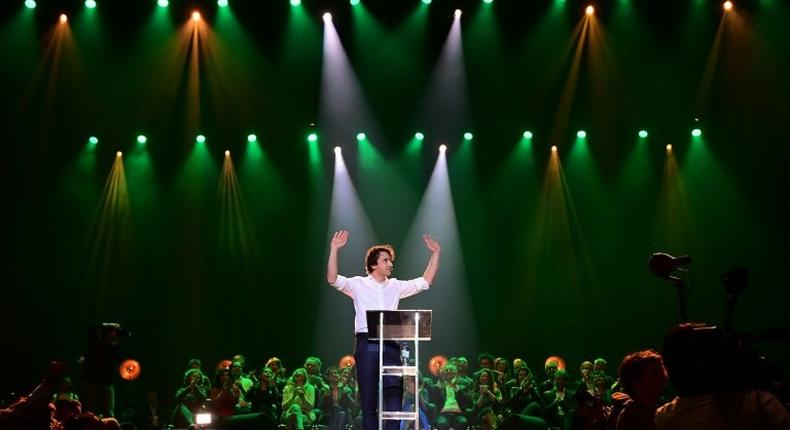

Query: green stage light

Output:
[247, 134, 257, 143]
[463, 132, 473, 141]
[523, 131, 533, 139]
[577, 130, 587, 139]
[356, 132, 366, 141]
[350, 0, 360, 5]
[85, 0, 96, 8]
[290, 0, 301, 6]
[691, 128, 702, 137]
[483, 0, 493, 3]
[25, 0, 37, 9]
[415, 132, 425, 141]
[196, 135, 206, 144]
[136, 135, 147, 144]
[638, 130, 648, 138]
[157, 0, 168, 7]
[89, 136, 99, 145]
[422, 0, 431, 4]
[307, 133, 318, 142]
[217, 0, 228, 7]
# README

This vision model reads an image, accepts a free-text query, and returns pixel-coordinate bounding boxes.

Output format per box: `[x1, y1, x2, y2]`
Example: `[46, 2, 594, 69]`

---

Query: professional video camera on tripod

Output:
[648, 252, 790, 409]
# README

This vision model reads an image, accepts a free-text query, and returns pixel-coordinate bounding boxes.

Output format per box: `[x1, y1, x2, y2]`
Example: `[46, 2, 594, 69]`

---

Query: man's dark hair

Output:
[618, 349, 663, 397]
[365, 245, 395, 274]
[477, 352, 494, 366]
[187, 358, 202, 368]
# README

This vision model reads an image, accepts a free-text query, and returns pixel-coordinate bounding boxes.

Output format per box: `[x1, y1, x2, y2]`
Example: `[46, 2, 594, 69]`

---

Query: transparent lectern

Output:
[366, 310, 432, 430]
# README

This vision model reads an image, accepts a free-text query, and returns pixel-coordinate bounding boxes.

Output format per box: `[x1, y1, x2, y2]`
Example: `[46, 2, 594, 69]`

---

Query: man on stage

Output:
[327, 230, 441, 430]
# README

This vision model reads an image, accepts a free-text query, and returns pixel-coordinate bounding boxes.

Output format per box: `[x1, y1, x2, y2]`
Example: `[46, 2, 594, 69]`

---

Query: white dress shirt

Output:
[332, 274, 429, 333]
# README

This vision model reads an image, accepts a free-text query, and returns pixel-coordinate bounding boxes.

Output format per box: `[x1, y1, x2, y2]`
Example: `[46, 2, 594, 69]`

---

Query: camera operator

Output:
[655, 323, 790, 430]
[80, 323, 129, 418]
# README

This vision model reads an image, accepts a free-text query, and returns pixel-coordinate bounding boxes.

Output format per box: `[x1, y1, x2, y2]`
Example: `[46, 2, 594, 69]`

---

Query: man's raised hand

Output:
[331, 230, 349, 250]
[423, 234, 441, 254]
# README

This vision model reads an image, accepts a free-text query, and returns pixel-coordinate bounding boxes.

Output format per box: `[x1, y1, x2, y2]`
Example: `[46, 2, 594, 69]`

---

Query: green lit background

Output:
[1, 0, 789, 402]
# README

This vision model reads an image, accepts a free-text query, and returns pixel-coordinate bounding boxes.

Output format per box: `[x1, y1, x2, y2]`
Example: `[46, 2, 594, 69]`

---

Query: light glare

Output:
[638, 130, 648, 138]
[196, 135, 206, 144]
[350, 0, 360, 5]
[439, 144, 447, 153]
[136, 135, 147, 144]
[415, 132, 425, 141]
[225, 150, 230, 156]
[247, 134, 257, 143]
[463, 132, 473, 141]
[116, 151, 122, 157]
[723, 1, 733, 11]
[422, 0, 431, 4]
[59, 13, 68, 23]
[218, 0, 228, 7]
[89, 136, 99, 145]
[85, 0, 97, 9]
[157, 0, 169, 7]
[523, 131, 533, 140]
[577, 130, 587, 139]
[334, 146, 341, 154]
[454, 9, 462, 18]
[356, 132, 366, 141]
[691, 128, 702, 137]
[323, 12, 332, 21]
[25, 0, 36, 9]
[307, 133, 318, 142]
[290, 0, 301, 5]
[585, 5, 594, 16]
[192, 11, 201, 21]
[551, 145, 558, 152]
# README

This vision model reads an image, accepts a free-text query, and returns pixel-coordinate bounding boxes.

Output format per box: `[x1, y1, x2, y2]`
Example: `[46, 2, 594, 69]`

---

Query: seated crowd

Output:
[2, 324, 789, 430]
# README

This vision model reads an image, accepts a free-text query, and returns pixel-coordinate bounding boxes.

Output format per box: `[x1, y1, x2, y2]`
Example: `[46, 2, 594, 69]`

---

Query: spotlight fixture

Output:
[196, 135, 206, 144]
[439, 144, 447, 153]
[85, 0, 97, 9]
[323, 12, 332, 21]
[577, 130, 587, 139]
[483, 0, 493, 3]
[225, 150, 230, 156]
[585, 5, 594, 16]
[723, 1, 733, 11]
[421, 0, 431, 4]
[192, 11, 201, 21]
[463, 132, 473, 141]
[290, 0, 301, 5]
[25, 0, 36, 9]
[523, 131, 533, 139]
[551, 145, 558, 152]
[454, 9, 462, 18]
[666, 144, 673, 151]
[218, 0, 228, 7]
[116, 151, 123, 157]
[334, 146, 341, 154]
[307, 133, 318, 142]
[88, 136, 99, 145]
[247, 134, 257, 143]
[691, 128, 702, 137]
[157, 0, 169, 7]
[356, 132, 366, 141]
[137, 135, 147, 144]
[638, 130, 648, 138]
[350, 0, 360, 5]
[415, 132, 425, 141]
[59, 13, 68, 23]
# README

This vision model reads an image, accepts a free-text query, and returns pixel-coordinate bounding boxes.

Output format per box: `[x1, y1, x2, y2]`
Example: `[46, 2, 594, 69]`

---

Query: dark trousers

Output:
[355, 333, 402, 430]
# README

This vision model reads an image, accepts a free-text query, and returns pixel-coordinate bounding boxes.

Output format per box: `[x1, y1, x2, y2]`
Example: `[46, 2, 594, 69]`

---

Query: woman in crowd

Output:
[282, 368, 316, 430]
[471, 369, 502, 430]
[170, 368, 208, 428]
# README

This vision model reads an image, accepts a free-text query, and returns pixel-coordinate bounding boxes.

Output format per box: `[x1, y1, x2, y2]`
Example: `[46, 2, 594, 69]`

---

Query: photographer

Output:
[81, 323, 129, 418]
[655, 323, 790, 430]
